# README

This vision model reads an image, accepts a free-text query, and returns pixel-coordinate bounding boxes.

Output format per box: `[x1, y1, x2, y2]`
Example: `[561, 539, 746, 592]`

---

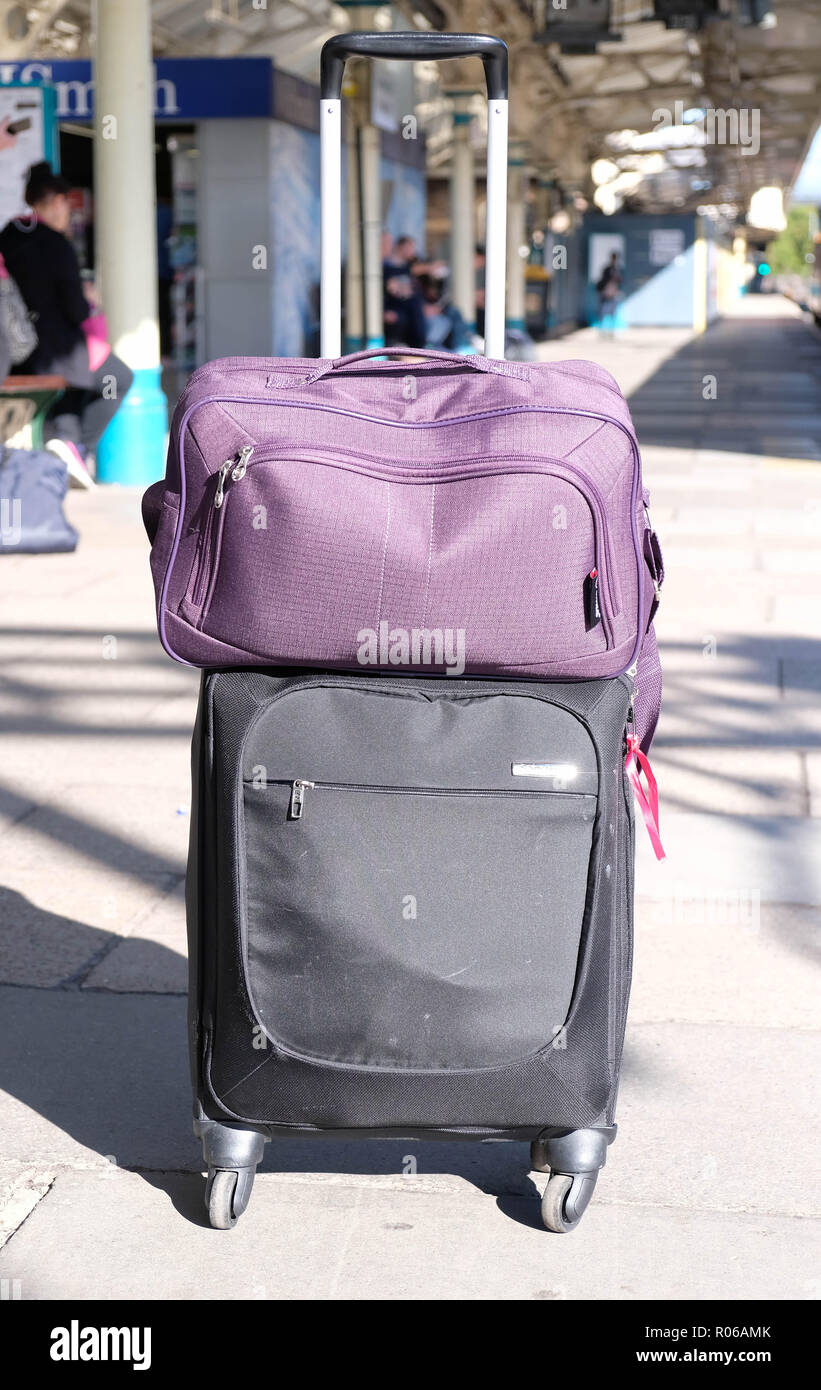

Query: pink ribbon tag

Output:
[625, 733, 666, 861]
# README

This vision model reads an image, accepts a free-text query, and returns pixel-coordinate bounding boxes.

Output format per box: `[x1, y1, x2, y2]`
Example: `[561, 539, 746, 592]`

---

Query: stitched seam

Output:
[422, 482, 436, 625]
[563, 419, 608, 460]
[203, 401, 257, 448]
[375, 482, 391, 626]
[218, 1047, 276, 1099]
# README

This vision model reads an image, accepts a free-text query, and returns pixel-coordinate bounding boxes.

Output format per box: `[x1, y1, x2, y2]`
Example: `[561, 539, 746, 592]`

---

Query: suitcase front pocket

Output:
[241, 772, 597, 1071]
[188, 450, 620, 665]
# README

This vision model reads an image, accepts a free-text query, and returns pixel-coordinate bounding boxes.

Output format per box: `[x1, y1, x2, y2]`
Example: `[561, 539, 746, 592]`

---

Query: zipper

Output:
[288, 778, 315, 819]
[285, 777, 595, 822]
[199, 445, 620, 631]
[215, 444, 254, 509]
[625, 658, 638, 737]
[187, 447, 254, 610]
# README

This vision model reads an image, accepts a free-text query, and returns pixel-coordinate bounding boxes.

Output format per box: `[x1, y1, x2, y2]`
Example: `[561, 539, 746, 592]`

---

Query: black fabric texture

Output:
[187, 669, 634, 1137]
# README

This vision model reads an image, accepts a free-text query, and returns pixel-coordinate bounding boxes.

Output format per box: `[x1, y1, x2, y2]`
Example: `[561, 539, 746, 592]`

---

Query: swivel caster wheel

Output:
[196, 1118, 268, 1229]
[530, 1127, 615, 1234]
[540, 1171, 598, 1234]
[205, 1165, 256, 1230]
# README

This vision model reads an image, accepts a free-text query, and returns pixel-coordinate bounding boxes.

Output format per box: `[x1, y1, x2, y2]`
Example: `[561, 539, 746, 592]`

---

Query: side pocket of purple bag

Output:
[142, 479, 180, 622]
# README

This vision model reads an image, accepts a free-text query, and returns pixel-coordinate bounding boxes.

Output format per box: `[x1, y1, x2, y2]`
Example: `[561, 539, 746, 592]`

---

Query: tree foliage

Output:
[766, 205, 817, 277]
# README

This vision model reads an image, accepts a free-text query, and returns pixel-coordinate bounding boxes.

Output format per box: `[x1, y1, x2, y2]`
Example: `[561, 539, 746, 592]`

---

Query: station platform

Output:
[0, 294, 818, 1299]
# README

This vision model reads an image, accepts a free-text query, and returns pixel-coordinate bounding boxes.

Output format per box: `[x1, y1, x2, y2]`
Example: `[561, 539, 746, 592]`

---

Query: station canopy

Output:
[5, 0, 821, 225]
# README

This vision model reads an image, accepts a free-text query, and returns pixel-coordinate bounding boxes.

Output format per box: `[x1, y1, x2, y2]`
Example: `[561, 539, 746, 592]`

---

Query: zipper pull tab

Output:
[214, 458, 233, 510]
[584, 568, 601, 630]
[232, 445, 254, 482]
[289, 779, 315, 820]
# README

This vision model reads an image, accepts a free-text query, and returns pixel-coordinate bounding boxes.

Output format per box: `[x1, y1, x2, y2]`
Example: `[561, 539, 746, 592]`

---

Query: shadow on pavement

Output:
[0, 893, 545, 1222]
[627, 308, 821, 460]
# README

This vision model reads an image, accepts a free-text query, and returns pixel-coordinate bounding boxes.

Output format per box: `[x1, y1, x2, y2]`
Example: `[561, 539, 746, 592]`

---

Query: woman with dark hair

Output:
[0, 162, 133, 486]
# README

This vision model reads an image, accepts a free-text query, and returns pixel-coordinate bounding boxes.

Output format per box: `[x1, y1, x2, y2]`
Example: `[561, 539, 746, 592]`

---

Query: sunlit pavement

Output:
[0, 294, 818, 1299]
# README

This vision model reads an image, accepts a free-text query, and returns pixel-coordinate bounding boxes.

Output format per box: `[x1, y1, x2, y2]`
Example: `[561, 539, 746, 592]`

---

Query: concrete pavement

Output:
[0, 294, 819, 1298]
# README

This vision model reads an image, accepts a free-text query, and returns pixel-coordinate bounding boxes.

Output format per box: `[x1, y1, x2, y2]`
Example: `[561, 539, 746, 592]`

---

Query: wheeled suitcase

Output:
[189, 667, 635, 1232]
[164, 31, 664, 1233]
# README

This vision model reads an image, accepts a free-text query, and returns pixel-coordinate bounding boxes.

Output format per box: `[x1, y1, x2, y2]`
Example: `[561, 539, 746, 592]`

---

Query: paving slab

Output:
[631, 899, 820, 1030]
[0, 1168, 816, 1301]
[0, 885, 119, 990]
[3, 782, 189, 884]
[613, 1022, 821, 1218]
[0, 875, 180, 988]
[0, 1163, 56, 1250]
[0, 731, 194, 792]
[650, 746, 806, 817]
[0, 987, 192, 1172]
[636, 813, 821, 904]
[805, 753, 821, 818]
[771, 595, 821, 635]
[82, 879, 188, 993]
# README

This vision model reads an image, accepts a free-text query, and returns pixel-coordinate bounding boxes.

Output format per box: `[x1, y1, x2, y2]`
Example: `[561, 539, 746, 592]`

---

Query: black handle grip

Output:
[320, 31, 508, 102]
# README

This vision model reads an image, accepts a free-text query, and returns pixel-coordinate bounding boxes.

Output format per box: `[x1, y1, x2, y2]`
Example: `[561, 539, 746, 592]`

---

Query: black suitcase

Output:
[187, 667, 635, 1232]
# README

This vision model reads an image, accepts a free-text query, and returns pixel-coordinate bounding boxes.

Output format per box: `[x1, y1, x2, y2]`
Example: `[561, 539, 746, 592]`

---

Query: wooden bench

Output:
[1, 375, 66, 450]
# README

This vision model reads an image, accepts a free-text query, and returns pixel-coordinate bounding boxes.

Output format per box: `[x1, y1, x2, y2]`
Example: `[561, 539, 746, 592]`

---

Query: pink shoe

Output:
[45, 439, 96, 490]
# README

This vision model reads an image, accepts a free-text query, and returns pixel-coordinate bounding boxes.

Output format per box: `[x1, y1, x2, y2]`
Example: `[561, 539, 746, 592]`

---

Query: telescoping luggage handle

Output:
[319, 32, 509, 360]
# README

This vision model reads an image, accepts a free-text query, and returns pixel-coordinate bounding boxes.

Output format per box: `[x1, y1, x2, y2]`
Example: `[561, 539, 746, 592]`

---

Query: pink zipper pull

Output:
[625, 733, 665, 861]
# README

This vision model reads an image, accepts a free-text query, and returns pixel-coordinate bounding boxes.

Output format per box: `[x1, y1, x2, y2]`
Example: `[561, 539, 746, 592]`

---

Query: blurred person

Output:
[416, 265, 469, 351]
[156, 195, 174, 360]
[0, 162, 133, 486]
[400, 235, 447, 282]
[596, 251, 622, 336]
[383, 231, 426, 348]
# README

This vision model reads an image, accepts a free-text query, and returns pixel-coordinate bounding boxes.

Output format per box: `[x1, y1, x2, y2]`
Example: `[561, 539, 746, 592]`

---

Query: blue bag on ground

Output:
[0, 447, 79, 554]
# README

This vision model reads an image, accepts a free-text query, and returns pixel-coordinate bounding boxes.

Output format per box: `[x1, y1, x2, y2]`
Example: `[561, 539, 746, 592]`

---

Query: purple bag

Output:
[142, 345, 662, 747]
[143, 30, 663, 752]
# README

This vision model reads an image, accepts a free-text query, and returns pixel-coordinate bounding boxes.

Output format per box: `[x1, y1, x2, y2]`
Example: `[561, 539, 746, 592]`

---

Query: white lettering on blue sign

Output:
[0, 57, 271, 120]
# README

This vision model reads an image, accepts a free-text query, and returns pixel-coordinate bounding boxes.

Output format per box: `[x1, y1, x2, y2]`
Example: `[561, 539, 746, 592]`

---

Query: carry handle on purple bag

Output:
[318, 31, 509, 360]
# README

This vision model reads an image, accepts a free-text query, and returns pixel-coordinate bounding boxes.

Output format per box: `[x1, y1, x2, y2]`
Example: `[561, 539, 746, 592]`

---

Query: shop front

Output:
[2, 55, 426, 373]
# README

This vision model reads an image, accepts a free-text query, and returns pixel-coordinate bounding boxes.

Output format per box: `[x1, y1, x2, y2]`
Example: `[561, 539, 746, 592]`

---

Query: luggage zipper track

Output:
[281, 777, 596, 821]
[164, 397, 644, 671]
[188, 446, 254, 610]
[199, 444, 620, 636]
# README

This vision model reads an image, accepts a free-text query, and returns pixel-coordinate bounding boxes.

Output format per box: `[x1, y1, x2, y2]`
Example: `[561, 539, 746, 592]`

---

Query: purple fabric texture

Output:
[143, 349, 663, 742]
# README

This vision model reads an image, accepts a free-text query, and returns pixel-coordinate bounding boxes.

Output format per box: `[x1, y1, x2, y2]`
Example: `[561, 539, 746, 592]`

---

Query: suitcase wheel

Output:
[540, 1171, 598, 1234]
[205, 1166, 256, 1230]
[530, 1128, 616, 1234]
[196, 1119, 268, 1230]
